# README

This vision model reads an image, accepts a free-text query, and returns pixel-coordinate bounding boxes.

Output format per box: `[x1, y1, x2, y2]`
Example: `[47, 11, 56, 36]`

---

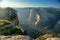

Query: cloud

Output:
[0, 3, 24, 8]
[0, 0, 28, 8]
[0, 0, 44, 8]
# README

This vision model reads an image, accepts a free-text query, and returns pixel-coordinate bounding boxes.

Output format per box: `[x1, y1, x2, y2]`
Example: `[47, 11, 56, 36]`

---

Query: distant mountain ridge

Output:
[15, 7, 60, 38]
[0, 7, 60, 38]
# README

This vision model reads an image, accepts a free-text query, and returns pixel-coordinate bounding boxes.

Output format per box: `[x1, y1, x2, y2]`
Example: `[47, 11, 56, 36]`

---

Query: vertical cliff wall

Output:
[16, 8, 60, 38]
[0, 7, 19, 25]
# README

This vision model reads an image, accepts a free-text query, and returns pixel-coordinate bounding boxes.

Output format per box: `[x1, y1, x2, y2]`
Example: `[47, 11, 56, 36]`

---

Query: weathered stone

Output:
[0, 7, 19, 25]
[46, 37, 60, 40]
[0, 35, 34, 40]
[17, 8, 60, 38]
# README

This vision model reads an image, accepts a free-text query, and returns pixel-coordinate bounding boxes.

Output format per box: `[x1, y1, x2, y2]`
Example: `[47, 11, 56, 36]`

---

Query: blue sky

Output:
[0, 0, 60, 8]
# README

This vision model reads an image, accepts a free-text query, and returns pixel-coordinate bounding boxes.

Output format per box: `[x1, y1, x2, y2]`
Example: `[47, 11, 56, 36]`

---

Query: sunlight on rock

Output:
[28, 9, 33, 21]
[35, 14, 40, 26]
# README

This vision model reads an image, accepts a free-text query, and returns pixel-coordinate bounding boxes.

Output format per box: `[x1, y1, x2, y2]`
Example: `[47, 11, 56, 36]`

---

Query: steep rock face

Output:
[0, 7, 19, 25]
[0, 8, 8, 19]
[54, 20, 60, 32]
[16, 8, 60, 38]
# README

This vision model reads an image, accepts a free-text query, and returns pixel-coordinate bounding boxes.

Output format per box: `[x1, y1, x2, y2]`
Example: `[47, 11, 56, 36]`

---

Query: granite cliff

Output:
[0, 7, 19, 25]
[0, 7, 60, 39]
[15, 7, 60, 38]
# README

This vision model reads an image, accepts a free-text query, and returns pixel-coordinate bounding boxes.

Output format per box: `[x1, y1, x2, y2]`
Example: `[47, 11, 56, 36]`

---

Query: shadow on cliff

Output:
[18, 8, 60, 39]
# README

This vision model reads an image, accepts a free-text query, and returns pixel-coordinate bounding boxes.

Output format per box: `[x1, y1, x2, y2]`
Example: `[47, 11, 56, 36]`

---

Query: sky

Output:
[0, 0, 60, 8]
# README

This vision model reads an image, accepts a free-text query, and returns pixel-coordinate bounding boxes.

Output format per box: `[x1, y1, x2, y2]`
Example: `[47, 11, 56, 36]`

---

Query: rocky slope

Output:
[46, 37, 60, 40]
[0, 7, 19, 25]
[0, 7, 60, 39]
[0, 35, 34, 40]
[15, 7, 60, 38]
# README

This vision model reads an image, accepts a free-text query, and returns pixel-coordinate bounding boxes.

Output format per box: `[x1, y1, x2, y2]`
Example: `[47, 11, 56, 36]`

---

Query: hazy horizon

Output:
[0, 0, 60, 8]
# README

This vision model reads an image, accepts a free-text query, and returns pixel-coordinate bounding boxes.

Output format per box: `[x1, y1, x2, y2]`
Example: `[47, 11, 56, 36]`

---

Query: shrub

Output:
[12, 27, 22, 35]
[23, 31, 27, 35]
[0, 20, 23, 35]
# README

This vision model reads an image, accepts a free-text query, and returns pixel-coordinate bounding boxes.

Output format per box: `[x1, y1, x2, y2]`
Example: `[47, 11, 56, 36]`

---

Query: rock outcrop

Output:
[0, 35, 34, 40]
[0, 7, 19, 25]
[16, 7, 60, 38]
[0, 7, 60, 39]
[46, 37, 60, 40]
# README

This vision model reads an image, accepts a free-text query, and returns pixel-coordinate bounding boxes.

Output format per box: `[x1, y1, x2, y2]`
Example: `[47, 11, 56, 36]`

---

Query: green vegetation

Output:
[36, 29, 60, 40]
[12, 27, 22, 35]
[0, 20, 27, 35]
[36, 30, 60, 40]
[23, 31, 27, 35]
[36, 34, 53, 40]
[0, 20, 11, 26]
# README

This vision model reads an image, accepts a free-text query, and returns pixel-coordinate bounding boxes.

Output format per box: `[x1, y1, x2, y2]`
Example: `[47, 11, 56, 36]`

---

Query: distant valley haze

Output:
[0, 0, 60, 8]
[0, 0, 60, 39]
